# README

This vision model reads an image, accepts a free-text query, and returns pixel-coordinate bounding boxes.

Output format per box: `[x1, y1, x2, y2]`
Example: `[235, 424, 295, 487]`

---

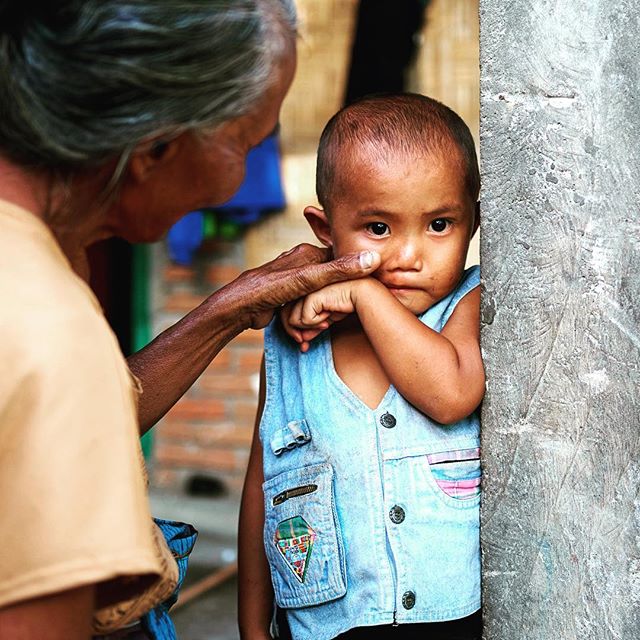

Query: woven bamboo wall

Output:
[246, 0, 480, 267]
[410, 0, 480, 148]
[412, 0, 480, 264]
[245, 0, 358, 264]
[279, 0, 359, 151]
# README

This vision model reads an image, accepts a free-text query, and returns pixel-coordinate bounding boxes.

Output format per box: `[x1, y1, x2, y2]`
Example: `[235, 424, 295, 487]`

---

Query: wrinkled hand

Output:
[226, 244, 380, 331]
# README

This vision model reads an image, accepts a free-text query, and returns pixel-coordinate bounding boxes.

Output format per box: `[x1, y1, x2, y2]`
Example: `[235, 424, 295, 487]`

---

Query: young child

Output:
[238, 93, 484, 640]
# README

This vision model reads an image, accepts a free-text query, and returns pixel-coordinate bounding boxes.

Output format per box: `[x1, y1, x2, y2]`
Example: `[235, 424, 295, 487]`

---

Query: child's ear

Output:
[471, 201, 480, 237]
[304, 205, 333, 247]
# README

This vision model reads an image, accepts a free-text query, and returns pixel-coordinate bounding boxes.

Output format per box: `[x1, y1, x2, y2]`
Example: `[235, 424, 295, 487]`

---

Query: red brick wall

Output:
[150, 241, 263, 495]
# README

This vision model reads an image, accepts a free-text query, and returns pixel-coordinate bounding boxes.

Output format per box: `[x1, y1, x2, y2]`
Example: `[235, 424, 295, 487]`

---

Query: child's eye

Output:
[429, 219, 450, 233]
[366, 222, 389, 236]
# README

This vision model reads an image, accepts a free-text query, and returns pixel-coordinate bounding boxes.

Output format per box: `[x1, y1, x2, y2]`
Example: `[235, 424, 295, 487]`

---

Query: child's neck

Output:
[330, 315, 390, 410]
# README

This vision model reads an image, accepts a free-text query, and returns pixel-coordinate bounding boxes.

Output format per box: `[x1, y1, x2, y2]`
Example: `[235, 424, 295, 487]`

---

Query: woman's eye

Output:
[367, 222, 389, 236]
[429, 219, 450, 233]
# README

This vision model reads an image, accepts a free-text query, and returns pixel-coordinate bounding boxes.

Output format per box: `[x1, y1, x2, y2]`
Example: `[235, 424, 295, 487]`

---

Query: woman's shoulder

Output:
[1, 202, 111, 359]
[0, 208, 130, 422]
[2, 201, 99, 297]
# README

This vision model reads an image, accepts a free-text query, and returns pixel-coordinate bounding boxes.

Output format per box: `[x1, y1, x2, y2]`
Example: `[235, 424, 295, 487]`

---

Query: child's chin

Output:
[389, 290, 429, 315]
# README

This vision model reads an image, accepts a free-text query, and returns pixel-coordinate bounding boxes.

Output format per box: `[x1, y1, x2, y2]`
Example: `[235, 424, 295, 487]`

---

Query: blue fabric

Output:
[217, 133, 286, 224]
[141, 519, 198, 640]
[260, 267, 481, 640]
[167, 211, 204, 266]
[166, 133, 285, 265]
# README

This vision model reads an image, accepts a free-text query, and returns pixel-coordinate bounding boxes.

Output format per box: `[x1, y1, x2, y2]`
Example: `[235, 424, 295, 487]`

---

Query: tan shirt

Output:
[0, 200, 166, 616]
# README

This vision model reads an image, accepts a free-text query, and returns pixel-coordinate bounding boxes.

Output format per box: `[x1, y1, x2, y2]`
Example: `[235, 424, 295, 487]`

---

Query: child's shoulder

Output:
[449, 265, 480, 309]
[421, 265, 480, 332]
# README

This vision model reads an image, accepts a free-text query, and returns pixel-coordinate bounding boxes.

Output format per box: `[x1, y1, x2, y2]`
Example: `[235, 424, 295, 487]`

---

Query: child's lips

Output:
[384, 283, 420, 294]
[381, 278, 418, 289]
[376, 276, 423, 295]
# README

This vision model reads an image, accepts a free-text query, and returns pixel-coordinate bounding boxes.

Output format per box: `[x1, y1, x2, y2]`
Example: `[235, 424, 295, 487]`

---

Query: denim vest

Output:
[260, 266, 481, 640]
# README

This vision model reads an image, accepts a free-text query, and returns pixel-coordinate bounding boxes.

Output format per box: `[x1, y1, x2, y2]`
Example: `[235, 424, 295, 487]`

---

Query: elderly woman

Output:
[0, 1, 380, 638]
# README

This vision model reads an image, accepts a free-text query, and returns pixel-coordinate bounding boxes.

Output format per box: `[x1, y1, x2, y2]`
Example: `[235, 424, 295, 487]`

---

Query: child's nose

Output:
[387, 237, 423, 271]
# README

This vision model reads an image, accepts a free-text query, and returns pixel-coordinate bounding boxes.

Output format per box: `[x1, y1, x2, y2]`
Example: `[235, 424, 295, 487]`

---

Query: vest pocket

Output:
[262, 463, 347, 608]
[426, 446, 481, 503]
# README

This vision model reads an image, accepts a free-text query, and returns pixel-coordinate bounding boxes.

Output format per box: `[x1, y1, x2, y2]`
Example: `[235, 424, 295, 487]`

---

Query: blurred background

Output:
[89, 1, 479, 637]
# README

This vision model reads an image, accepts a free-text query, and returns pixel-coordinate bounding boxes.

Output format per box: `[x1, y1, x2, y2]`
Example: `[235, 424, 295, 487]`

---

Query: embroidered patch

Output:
[274, 516, 316, 583]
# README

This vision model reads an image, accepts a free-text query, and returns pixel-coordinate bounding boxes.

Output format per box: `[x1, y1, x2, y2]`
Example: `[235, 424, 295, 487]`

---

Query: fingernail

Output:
[359, 250, 377, 269]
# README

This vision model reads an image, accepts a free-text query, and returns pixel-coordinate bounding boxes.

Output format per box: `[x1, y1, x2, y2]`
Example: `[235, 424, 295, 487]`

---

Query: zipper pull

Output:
[392, 610, 399, 627]
[272, 483, 318, 506]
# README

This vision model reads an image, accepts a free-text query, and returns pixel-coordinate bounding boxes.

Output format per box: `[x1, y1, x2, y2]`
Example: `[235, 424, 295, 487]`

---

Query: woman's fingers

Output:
[278, 250, 380, 303]
[266, 243, 329, 272]
[230, 245, 380, 330]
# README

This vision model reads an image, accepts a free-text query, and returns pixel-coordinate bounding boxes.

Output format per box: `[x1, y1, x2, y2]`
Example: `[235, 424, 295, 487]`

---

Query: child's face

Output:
[315, 149, 478, 315]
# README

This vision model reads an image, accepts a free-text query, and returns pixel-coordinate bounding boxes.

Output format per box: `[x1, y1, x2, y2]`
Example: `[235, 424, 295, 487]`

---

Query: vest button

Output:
[380, 412, 396, 428]
[389, 505, 405, 524]
[402, 590, 416, 610]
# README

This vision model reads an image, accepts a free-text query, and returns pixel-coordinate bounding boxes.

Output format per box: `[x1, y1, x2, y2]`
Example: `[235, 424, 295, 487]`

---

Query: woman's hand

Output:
[129, 244, 380, 433]
[227, 244, 380, 330]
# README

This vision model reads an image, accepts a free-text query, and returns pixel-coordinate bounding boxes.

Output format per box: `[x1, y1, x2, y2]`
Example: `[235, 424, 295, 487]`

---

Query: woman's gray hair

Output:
[0, 0, 297, 174]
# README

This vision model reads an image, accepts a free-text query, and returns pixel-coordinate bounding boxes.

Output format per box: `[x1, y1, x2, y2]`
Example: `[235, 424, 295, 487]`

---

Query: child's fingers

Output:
[300, 297, 333, 326]
[296, 297, 331, 327]
[298, 327, 326, 352]
[280, 301, 304, 343]
[294, 314, 346, 352]
[327, 311, 348, 324]
[283, 301, 327, 341]
[283, 319, 304, 343]
[287, 299, 307, 330]
[289, 326, 304, 343]
[300, 327, 326, 342]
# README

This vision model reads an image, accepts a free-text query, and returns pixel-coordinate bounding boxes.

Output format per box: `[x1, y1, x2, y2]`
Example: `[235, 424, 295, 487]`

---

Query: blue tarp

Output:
[167, 133, 285, 265]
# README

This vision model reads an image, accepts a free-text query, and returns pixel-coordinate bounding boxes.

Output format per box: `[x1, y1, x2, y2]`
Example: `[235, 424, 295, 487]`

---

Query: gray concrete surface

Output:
[480, 1, 640, 638]
[150, 491, 241, 640]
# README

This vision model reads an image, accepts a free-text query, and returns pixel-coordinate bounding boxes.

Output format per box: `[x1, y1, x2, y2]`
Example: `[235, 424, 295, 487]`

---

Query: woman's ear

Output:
[127, 135, 183, 184]
[304, 205, 333, 247]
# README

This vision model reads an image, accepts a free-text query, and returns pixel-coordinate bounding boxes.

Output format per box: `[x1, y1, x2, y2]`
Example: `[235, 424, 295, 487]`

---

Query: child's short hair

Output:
[316, 93, 480, 209]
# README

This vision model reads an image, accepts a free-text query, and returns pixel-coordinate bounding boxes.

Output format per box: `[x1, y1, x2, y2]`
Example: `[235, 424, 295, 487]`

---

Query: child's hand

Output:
[281, 281, 362, 351]
[281, 301, 331, 352]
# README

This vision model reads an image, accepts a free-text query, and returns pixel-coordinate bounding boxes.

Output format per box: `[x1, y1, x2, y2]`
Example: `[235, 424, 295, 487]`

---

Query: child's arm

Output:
[288, 278, 484, 424]
[238, 362, 273, 640]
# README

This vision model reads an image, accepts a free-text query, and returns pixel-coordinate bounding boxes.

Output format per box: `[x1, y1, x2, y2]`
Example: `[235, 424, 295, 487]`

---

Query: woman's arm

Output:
[129, 245, 380, 434]
[238, 362, 273, 640]
[0, 585, 94, 640]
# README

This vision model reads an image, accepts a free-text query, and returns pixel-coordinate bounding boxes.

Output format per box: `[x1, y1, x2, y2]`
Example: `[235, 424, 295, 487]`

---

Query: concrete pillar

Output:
[480, 2, 640, 638]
